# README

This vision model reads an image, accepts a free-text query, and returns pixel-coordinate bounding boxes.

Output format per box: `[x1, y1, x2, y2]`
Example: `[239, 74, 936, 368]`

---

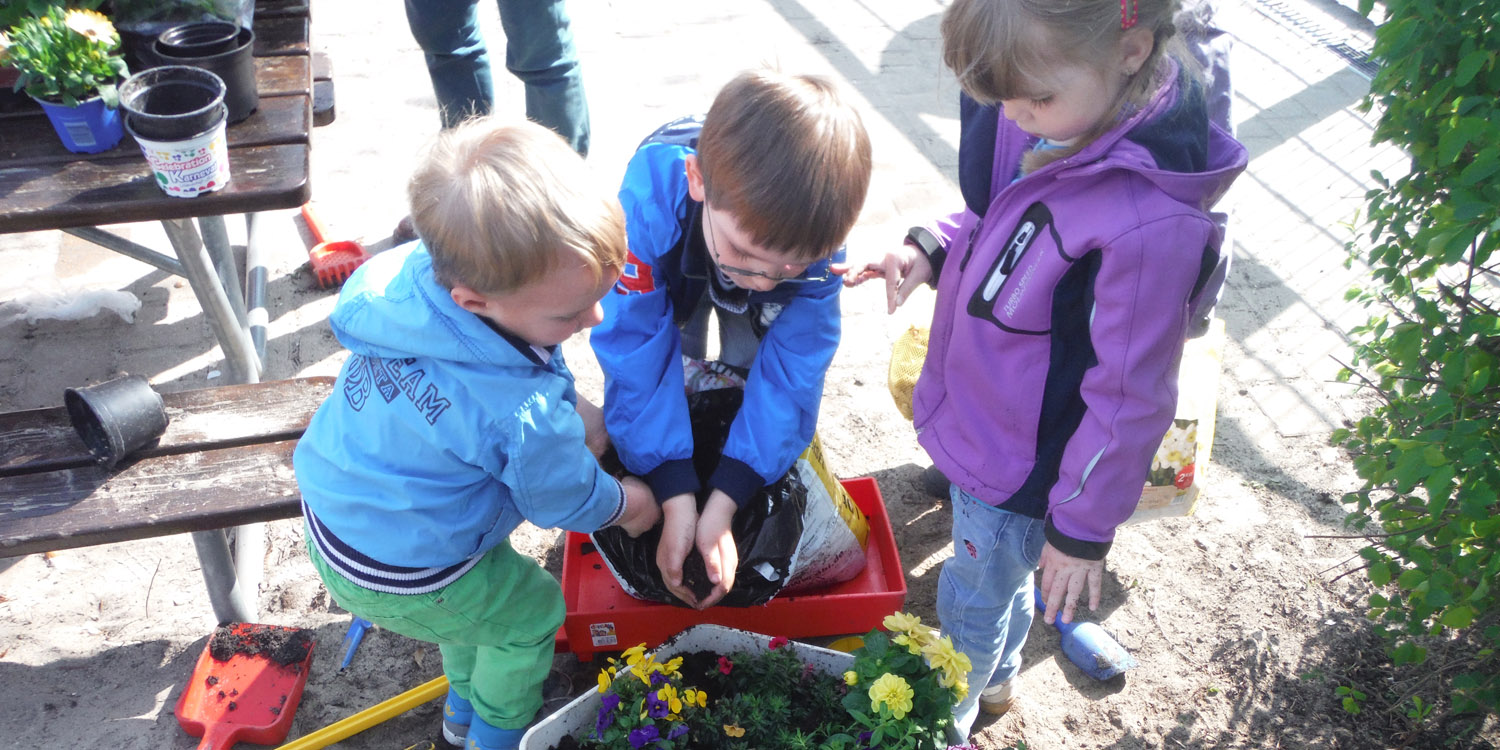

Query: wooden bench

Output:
[0, 377, 331, 559]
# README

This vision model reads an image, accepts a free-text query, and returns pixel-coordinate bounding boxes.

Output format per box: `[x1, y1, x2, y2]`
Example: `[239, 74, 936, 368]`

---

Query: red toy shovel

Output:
[175, 623, 317, 750]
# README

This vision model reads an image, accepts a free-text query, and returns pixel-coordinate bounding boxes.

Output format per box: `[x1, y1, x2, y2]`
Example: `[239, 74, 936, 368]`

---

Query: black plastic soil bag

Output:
[592, 387, 806, 607]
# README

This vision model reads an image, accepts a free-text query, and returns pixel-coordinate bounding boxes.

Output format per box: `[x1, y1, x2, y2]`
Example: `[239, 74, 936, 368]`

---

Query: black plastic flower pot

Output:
[151, 26, 258, 124]
[64, 375, 170, 468]
[119, 66, 227, 141]
[157, 21, 240, 58]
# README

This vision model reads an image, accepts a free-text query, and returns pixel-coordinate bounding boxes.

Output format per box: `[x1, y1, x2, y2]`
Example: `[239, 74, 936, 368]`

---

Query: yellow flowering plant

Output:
[2, 5, 128, 107]
[824, 612, 971, 750]
[586, 645, 709, 750]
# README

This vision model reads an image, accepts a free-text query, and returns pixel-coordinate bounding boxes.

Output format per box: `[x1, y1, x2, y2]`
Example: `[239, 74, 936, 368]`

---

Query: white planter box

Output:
[520, 624, 854, 749]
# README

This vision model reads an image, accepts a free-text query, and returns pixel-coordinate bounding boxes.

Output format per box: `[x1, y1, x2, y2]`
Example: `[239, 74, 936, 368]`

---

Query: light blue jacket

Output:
[294, 244, 624, 577]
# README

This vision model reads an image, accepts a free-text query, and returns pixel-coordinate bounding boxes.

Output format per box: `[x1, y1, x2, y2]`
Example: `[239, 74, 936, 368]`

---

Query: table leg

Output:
[244, 213, 271, 373]
[192, 528, 258, 625]
[160, 217, 260, 384]
[161, 215, 265, 624]
[198, 215, 251, 332]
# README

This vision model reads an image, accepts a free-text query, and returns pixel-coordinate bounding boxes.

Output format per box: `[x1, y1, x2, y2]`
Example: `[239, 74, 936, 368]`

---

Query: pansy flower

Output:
[627, 725, 660, 748]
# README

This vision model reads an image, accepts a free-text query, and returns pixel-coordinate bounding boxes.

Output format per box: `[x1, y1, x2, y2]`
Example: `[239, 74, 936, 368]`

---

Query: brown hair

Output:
[941, 0, 1184, 170]
[696, 70, 873, 263]
[407, 117, 626, 293]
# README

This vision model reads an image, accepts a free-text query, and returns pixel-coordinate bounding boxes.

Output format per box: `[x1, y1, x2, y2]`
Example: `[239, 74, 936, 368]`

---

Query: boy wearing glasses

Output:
[590, 69, 872, 609]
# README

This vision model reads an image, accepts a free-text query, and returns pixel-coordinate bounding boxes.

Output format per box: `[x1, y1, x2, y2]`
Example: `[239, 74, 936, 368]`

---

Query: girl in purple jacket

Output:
[840, 0, 1245, 738]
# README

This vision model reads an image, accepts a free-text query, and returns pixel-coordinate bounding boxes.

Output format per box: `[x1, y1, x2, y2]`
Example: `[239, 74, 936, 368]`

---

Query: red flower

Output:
[717, 656, 733, 674]
[768, 636, 789, 650]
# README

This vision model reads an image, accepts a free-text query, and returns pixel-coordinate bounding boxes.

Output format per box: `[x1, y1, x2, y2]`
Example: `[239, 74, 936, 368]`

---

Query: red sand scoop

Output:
[175, 623, 317, 750]
[300, 203, 370, 288]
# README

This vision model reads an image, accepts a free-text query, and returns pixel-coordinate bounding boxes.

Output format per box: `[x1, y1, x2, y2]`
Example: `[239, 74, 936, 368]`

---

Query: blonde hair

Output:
[941, 0, 1185, 170]
[407, 118, 626, 293]
[697, 70, 873, 263]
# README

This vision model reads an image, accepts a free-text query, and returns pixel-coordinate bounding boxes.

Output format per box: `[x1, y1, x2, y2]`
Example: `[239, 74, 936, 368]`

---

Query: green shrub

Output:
[1337, 0, 1500, 718]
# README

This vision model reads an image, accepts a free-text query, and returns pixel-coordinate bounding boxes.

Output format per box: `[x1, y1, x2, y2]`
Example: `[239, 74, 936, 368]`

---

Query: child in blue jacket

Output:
[590, 70, 872, 609]
[294, 118, 659, 750]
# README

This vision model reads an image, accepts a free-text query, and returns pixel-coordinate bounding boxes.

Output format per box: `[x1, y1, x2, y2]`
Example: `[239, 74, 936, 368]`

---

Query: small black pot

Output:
[152, 25, 258, 124]
[157, 21, 241, 57]
[64, 375, 170, 468]
[120, 66, 227, 141]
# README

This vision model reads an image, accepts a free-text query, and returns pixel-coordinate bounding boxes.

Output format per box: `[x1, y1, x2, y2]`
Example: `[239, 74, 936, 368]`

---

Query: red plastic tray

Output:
[558, 476, 906, 660]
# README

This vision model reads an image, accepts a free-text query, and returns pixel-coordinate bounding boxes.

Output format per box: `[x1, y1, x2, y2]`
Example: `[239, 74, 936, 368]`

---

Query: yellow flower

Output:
[596, 669, 612, 693]
[723, 724, 746, 738]
[892, 631, 923, 656]
[63, 9, 116, 43]
[868, 673, 915, 719]
[923, 635, 972, 681]
[662, 656, 683, 676]
[621, 644, 647, 667]
[843, 670, 858, 686]
[658, 684, 683, 715]
[683, 688, 708, 708]
[883, 611, 922, 634]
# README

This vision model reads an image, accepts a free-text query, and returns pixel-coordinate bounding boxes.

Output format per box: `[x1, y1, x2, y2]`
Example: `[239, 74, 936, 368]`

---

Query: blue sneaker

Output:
[466, 716, 525, 750]
[441, 689, 473, 747]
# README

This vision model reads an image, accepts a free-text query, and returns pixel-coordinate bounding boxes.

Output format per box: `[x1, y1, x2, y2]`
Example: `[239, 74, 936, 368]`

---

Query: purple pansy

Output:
[667, 724, 689, 740]
[628, 725, 660, 748]
[645, 692, 670, 718]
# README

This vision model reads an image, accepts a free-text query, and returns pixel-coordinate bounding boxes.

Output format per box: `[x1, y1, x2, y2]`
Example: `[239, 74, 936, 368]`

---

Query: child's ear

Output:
[449, 283, 495, 315]
[684, 154, 707, 203]
[1119, 26, 1155, 76]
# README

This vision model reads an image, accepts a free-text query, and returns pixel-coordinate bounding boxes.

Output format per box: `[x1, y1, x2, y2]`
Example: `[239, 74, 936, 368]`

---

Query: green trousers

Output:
[306, 533, 562, 729]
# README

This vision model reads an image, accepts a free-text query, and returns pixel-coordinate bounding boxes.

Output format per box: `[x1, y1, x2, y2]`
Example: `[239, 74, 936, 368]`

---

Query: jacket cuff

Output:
[1044, 516, 1112, 561]
[645, 459, 700, 504]
[906, 226, 947, 286]
[709, 456, 765, 508]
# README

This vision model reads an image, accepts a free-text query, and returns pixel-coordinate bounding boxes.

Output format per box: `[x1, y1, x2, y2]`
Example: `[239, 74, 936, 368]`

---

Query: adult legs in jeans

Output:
[404, 0, 590, 155]
[938, 487, 1046, 741]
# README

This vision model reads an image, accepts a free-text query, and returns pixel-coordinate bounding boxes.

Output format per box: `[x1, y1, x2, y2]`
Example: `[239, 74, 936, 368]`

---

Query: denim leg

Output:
[405, 0, 494, 129]
[495, 0, 590, 155]
[938, 487, 1046, 741]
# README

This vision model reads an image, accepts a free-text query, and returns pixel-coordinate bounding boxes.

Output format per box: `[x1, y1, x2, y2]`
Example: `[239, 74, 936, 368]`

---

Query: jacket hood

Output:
[329, 243, 533, 367]
[1065, 60, 1246, 214]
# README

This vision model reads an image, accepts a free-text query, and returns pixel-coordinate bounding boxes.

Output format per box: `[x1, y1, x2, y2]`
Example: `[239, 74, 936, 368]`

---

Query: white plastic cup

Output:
[126, 105, 232, 198]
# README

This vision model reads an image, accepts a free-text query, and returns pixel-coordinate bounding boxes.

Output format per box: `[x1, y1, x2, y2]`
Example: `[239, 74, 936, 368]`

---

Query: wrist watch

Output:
[905, 226, 946, 284]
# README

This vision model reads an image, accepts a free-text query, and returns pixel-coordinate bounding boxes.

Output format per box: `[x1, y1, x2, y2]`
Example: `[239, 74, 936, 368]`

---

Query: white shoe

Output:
[979, 679, 1016, 716]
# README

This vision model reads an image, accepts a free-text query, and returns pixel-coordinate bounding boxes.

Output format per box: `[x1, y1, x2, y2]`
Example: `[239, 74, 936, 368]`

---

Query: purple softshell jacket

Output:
[913, 64, 1248, 560]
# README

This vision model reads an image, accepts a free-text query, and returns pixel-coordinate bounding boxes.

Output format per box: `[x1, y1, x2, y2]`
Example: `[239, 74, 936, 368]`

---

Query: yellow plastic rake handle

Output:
[276, 675, 449, 750]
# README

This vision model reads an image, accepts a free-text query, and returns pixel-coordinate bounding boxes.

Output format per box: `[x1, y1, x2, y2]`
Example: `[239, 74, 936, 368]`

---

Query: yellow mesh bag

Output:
[887, 325, 929, 421]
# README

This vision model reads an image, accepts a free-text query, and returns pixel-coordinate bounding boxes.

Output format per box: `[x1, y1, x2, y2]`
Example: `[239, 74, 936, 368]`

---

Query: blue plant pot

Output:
[35, 95, 125, 154]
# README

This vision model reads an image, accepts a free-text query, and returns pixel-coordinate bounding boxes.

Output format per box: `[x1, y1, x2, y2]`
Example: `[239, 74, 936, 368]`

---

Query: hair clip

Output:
[1120, 0, 1139, 29]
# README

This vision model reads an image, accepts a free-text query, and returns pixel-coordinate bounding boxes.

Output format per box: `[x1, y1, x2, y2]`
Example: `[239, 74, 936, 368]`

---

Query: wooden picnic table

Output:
[0, 0, 330, 624]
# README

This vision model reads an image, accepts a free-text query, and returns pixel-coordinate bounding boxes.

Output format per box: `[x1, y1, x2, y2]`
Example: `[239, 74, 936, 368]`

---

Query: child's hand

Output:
[614, 476, 660, 538]
[830, 245, 932, 314]
[691, 490, 739, 610]
[577, 396, 610, 459]
[656, 493, 702, 606]
[1036, 542, 1105, 625]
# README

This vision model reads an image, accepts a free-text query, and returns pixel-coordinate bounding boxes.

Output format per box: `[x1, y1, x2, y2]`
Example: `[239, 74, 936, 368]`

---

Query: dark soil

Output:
[208, 623, 315, 665]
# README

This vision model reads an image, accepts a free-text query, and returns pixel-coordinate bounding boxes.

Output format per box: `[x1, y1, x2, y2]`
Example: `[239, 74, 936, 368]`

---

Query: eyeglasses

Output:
[702, 204, 830, 284]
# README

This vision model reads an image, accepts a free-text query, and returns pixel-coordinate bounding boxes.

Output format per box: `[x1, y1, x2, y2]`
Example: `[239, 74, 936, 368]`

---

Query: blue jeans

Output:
[404, 0, 591, 155]
[938, 485, 1046, 741]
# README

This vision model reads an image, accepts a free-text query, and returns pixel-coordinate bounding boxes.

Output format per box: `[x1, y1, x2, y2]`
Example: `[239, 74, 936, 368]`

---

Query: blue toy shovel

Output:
[1033, 588, 1138, 681]
[339, 617, 373, 671]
